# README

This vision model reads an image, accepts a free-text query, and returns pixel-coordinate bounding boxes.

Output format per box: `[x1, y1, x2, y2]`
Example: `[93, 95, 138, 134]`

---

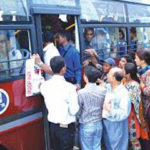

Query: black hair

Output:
[57, 30, 71, 41]
[84, 28, 94, 35]
[114, 72, 124, 82]
[50, 56, 65, 74]
[84, 66, 102, 83]
[122, 54, 133, 63]
[130, 27, 136, 34]
[42, 31, 54, 43]
[136, 49, 150, 65]
[124, 63, 140, 83]
[119, 29, 125, 39]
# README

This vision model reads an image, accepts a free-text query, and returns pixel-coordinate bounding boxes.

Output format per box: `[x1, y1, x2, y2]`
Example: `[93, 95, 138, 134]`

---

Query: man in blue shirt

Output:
[57, 30, 81, 90]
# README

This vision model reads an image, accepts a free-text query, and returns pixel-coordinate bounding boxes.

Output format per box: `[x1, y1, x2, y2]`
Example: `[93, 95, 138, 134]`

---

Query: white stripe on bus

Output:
[0, 112, 42, 132]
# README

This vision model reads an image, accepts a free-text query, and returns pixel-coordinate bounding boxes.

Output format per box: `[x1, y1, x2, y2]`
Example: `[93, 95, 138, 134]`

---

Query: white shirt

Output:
[40, 75, 79, 124]
[0, 49, 22, 76]
[43, 43, 60, 80]
[103, 84, 131, 122]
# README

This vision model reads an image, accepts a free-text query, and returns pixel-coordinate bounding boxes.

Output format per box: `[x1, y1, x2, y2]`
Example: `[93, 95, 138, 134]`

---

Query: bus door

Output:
[33, 14, 79, 150]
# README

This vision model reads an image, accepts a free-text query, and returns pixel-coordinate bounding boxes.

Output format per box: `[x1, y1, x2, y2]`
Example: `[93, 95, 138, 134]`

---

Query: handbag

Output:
[25, 58, 44, 97]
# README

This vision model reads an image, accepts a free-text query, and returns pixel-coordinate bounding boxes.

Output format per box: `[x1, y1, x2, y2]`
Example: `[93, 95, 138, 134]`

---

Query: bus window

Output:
[0, 30, 31, 80]
[127, 4, 150, 23]
[123, 0, 150, 5]
[0, 0, 29, 21]
[80, 0, 126, 23]
[82, 27, 127, 62]
[110, 28, 127, 59]
[129, 27, 150, 53]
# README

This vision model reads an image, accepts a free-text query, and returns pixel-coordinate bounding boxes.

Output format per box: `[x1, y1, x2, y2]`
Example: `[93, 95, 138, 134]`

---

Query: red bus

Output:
[0, 0, 150, 149]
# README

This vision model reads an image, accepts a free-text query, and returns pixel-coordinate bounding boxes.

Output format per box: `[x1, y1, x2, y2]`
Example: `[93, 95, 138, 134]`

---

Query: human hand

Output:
[103, 100, 112, 112]
[140, 81, 145, 89]
[84, 49, 97, 57]
[32, 54, 43, 66]
[83, 59, 90, 67]
[76, 84, 81, 91]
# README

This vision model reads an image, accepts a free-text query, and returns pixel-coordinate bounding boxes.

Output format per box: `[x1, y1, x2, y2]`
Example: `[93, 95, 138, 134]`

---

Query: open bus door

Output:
[33, 13, 80, 150]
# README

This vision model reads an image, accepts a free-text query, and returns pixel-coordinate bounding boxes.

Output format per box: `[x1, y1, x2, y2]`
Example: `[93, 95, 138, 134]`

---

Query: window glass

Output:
[129, 27, 150, 53]
[0, 0, 29, 21]
[80, 0, 126, 23]
[32, 0, 76, 6]
[127, 4, 150, 23]
[0, 30, 31, 80]
[121, 0, 150, 5]
[82, 27, 127, 62]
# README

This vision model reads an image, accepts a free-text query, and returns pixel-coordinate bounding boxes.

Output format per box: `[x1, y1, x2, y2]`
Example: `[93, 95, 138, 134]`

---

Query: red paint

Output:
[0, 79, 45, 149]
[0, 79, 43, 119]
[0, 118, 45, 150]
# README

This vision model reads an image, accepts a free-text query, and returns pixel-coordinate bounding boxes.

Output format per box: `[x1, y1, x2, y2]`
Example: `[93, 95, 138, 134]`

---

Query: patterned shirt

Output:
[103, 84, 131, 122]
[77, 83, 106, 124]
[140, 68, 150, 113]
[140, 69, 150, 97]
[125, 81, 141, 124]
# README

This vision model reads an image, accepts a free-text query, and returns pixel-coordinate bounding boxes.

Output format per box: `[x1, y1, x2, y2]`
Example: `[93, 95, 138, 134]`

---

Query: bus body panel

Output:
[0, 79, 43, 119]
[0, 80, 45, 149]
[0, 118, 45, 150]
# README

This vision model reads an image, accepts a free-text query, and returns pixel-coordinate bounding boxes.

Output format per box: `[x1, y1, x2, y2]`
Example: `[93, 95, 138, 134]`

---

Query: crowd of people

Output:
[33, 29, 150, 150]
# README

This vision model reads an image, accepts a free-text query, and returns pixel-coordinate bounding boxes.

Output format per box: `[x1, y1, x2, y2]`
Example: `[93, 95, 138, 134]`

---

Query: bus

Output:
[0, 0, 150, 149]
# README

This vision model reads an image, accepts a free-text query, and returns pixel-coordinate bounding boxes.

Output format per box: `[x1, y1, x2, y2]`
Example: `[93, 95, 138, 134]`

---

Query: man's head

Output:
[107, 67, 124, 85]
[102, 58, 115, 73]
[84, 66, 102, 83]
[57, 30, 71, 46]
[0, 31, 10, 56]
[42, 31, 54, 47]
[84, 28, 94, 43]
[50, 56, 66, 75]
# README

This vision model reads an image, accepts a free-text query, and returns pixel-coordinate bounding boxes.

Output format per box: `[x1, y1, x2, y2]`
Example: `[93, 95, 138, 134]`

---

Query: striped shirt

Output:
[77, 83, 106, 124]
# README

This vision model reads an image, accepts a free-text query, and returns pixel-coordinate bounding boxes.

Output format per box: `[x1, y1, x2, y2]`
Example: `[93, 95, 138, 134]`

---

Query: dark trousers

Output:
[49, 122, 75, 150]
[65, 78, 76, 84]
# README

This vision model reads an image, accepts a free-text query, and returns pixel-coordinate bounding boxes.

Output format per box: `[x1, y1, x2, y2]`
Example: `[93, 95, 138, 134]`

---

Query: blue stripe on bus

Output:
[0, 112, 42, 132]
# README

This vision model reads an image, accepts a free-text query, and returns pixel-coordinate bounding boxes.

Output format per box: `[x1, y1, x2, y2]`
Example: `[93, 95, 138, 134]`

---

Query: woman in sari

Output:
[123, 62, 149, 150]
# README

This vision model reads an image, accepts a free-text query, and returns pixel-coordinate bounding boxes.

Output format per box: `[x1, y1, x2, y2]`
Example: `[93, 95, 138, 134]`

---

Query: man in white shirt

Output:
[102, 67, 131, 150]
[0, 31, 22, 77]
[40, 56, 79, 150]
[42, 31, 60, 80]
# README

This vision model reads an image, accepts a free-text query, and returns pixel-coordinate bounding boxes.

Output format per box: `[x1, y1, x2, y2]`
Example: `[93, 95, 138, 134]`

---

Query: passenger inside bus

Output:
[0, 31, 23, 77]
[83, 28, 95, 50]
[118, 28, 127, 57]
[82, 28, 95, 65]
[42, 30, 60, 80]
[130, 27, 137, 52]
[35, 14, 81, 90]
[94, 29, 109, 59]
